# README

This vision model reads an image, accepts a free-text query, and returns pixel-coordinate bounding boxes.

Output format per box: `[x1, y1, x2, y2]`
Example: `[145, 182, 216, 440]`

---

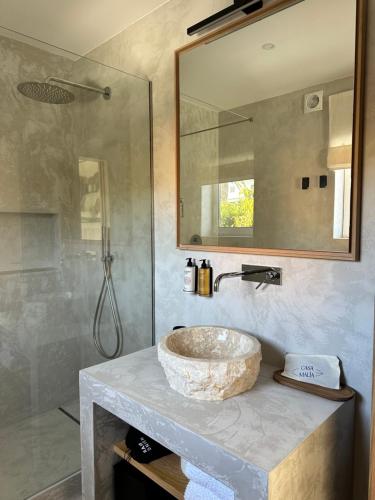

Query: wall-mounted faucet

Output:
[214, 265, 281, 292]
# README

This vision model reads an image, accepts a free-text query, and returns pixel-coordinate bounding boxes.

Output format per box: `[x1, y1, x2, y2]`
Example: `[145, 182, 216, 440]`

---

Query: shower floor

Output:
[60, 399, 80, 423]
[0, 405, 81, 500]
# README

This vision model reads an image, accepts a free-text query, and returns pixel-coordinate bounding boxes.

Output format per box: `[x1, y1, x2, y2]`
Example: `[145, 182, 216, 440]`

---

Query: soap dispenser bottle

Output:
[198, 259, 212, 297]
[183, 258, 197, 293]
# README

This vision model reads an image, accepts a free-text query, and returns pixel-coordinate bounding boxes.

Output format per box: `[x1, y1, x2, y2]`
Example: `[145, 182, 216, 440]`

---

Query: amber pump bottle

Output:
[198, 259, 213, 297]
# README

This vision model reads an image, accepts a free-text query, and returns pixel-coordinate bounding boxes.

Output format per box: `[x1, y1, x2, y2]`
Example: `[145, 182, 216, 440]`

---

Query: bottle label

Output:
[198, 270, 210, 296]
[184, 269, 195, 292]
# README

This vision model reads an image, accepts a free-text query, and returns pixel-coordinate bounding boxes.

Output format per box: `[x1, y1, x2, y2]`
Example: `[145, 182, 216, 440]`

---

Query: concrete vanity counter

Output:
[80, 346, 354, 500]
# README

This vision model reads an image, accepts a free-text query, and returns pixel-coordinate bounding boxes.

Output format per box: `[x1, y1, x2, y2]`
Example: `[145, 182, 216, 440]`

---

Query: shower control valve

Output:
[102, 254, 114, 263]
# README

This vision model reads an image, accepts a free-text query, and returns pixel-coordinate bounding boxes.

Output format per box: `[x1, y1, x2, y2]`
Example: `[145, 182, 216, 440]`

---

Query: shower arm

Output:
[46, 77, 111, 99]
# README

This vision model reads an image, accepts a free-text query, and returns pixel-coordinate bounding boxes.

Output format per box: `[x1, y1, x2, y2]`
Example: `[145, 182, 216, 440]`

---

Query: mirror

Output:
[176, 0, 365, 260]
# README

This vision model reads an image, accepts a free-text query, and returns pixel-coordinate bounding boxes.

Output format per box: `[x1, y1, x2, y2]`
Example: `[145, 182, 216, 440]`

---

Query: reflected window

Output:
[200, 179, 254, 239]
[79, 158, 108, 241]
[328, 91, 353, 241]
[333, 169, 351, 239]
[219, 179, 254, 229]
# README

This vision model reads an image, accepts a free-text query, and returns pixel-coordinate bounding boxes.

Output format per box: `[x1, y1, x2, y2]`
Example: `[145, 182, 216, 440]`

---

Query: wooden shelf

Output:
[113, 441, 188, 499]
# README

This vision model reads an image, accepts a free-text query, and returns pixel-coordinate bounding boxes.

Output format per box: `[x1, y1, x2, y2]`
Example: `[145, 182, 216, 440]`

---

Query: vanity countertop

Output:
[80, 346, 353, 500]
[81, 345, 342, 471]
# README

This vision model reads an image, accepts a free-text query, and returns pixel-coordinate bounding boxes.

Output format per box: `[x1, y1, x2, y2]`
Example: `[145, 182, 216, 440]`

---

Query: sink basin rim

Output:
[159, 325, 261, 363]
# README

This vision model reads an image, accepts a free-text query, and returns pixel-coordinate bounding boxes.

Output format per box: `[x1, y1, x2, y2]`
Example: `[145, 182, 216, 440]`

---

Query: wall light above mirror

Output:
[176, 0, 366, 260]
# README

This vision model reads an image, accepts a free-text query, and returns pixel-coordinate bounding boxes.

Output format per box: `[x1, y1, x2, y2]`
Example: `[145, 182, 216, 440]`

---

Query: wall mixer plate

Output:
[241, 265, 282, 286]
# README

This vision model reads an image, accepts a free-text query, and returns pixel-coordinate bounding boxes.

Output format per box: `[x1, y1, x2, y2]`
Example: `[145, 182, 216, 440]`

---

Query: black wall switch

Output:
[302, 177, 310, 190]
[319, 175, 328, 188]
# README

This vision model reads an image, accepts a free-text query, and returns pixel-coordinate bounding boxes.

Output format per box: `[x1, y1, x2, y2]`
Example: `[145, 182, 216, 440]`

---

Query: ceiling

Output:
[180, 0, 356, 110]
[0, 0, 170, 56]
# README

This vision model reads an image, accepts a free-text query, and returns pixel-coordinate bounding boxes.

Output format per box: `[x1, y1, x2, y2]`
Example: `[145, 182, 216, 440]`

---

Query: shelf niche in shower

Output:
[0, 211, 60, 274]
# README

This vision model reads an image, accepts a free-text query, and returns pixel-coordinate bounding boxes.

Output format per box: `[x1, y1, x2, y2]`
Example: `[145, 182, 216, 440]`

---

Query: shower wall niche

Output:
[0, 212, 59, 273]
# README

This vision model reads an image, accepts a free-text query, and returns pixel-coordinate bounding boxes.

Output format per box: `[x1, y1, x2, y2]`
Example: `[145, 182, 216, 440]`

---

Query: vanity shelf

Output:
[113, 441, 188, 499]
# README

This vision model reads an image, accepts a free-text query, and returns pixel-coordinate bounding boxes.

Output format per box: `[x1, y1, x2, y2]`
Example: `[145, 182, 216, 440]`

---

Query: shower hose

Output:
[93, 227, 123, 359]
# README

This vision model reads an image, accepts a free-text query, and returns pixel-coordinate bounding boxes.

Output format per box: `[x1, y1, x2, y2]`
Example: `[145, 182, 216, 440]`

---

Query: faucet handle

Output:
[255, 280, 265, 290]
[255, 270, 280, 290]
[266, 270, 280, 281]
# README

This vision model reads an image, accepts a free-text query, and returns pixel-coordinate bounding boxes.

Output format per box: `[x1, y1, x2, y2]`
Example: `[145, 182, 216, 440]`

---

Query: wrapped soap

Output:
[281, 353, 341, 389]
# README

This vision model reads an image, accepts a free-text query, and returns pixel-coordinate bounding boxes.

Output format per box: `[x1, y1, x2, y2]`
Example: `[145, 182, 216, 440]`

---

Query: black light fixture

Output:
[187, 0, 263, 36]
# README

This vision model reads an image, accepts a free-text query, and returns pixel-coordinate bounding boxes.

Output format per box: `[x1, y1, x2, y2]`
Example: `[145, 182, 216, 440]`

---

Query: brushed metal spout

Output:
[214, 267, 280, 292]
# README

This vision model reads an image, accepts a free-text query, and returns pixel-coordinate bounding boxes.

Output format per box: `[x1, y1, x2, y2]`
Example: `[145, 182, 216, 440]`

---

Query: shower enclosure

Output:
[0, 27, 153, 499]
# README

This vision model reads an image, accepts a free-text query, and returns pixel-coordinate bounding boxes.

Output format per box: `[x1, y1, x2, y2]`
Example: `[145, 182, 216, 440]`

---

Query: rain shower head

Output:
[17, 77, 111, 104]
[17, 81, 75, 104]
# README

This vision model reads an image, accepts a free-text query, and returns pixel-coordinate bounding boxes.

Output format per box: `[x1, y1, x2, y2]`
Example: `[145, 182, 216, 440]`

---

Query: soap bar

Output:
[281, 353, 341, 389]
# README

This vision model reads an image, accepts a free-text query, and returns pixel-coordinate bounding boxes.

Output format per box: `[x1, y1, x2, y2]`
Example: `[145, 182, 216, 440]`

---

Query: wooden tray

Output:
[273, 370, 355, 401]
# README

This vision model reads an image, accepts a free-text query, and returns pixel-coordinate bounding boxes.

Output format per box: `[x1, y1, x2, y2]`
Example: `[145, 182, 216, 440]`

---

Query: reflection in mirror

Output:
[178, 0, 361, 256]
[79, 158, 109, 241]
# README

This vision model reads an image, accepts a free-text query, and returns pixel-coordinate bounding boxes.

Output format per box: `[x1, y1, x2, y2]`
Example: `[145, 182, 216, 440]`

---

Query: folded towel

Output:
[181, 460, 235, 500]
[185, 481, 221, 500]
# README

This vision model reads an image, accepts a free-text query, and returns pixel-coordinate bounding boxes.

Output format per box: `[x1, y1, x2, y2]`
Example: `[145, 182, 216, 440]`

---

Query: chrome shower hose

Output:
[93, 228, 123, 359]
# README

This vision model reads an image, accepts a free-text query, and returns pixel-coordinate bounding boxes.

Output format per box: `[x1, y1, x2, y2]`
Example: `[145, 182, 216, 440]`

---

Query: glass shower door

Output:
[0, 27, 153, 499]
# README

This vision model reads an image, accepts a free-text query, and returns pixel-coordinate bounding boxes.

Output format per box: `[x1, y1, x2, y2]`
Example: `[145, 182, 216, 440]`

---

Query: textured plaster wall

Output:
[87, 0, 373, 497]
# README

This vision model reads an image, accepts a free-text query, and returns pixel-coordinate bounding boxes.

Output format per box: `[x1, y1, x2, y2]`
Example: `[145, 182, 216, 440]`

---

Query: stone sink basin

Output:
[157, 326, 262, 401]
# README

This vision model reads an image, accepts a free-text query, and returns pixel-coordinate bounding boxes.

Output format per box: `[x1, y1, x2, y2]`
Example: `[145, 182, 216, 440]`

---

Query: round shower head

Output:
[17, 81, 75, 104]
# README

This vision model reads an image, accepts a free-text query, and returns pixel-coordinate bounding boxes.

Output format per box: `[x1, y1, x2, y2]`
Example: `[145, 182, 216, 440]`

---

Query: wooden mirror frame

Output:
[175, 0, 366, 261]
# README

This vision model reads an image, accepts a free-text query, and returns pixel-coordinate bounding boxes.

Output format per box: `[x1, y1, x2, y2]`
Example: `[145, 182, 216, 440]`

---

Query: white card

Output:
[281, 353, 341, 389]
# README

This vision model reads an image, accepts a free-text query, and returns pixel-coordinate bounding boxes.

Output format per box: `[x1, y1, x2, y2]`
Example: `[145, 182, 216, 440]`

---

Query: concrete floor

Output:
[0, 406, 80, 500]
[60, 399, 80, 423]
[28, 472, 82, 500]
